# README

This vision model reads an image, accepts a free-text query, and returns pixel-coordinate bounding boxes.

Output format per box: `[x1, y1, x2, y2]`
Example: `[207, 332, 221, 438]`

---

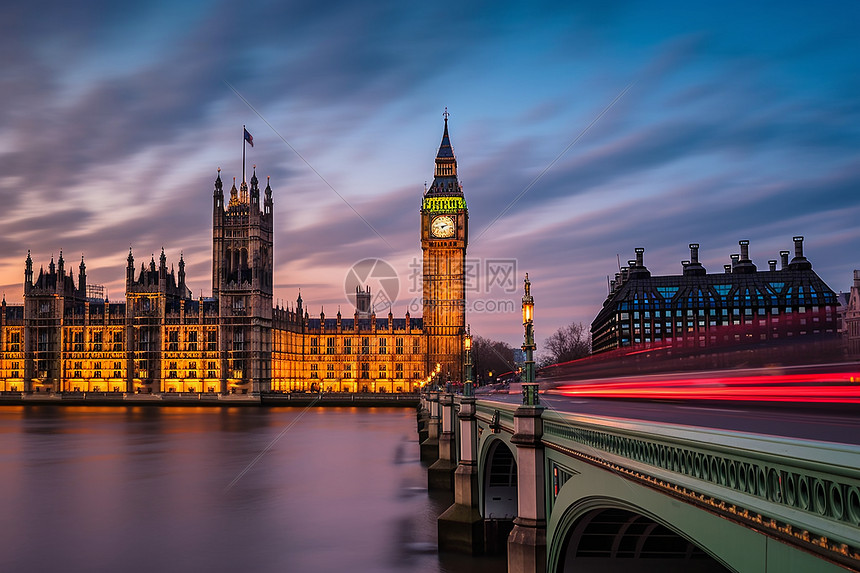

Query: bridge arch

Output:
[481, 438, 517, 520]
[552, 501, 731, 572]
[476, 435, 519, 553]
[544, 454, 766, 573]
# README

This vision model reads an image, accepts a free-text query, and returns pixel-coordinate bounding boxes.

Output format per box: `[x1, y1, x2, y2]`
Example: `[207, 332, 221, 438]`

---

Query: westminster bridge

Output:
[418, 385, 860, 573]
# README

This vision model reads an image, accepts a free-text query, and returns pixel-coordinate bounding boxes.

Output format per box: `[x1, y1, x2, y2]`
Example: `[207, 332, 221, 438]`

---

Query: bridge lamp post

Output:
[464, 326, 473, 397]
[521, 273, 537, 406]
[507, 272, 546, 571]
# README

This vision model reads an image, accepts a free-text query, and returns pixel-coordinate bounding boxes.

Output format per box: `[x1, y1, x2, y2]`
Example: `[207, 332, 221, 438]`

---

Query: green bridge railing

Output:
[469, 396, 860, 568]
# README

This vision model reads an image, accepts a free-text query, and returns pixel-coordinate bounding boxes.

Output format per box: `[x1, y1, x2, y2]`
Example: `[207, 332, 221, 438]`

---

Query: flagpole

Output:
[242, 124, 246, 183]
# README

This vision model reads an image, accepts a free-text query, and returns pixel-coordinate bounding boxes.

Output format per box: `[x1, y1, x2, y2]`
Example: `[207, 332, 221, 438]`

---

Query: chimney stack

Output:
[794, 236, 804, 259]
[724, 264, 732, 274]
[684, 243, 706, 276]
[789, 236, 812, 270]
[780, 251, 790, 270]
[739, 240, 750, 262]
[730, 254, 739, 267]
[734, 240, 756, 273]
[768, 260, 777, 272]
[626, 248, 652, 279]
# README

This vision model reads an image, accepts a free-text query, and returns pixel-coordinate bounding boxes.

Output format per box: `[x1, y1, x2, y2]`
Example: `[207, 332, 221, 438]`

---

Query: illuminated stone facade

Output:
[840, 270, 860, 358]
[0, 120, 467, 395]
[420, 114, 468, 384]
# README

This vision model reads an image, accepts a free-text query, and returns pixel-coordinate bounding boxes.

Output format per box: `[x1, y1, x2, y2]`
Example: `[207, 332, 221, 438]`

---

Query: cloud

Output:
[2, 1, 859, 345]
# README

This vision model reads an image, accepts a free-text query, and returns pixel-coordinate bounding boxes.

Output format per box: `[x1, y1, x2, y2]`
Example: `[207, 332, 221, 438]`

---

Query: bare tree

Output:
[541, 322, 590, 366]
[471, 335, 516, 384]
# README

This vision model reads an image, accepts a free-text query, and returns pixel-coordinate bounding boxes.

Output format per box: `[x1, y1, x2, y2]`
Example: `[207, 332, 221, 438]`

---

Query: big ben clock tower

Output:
[422, 112, 468, 383]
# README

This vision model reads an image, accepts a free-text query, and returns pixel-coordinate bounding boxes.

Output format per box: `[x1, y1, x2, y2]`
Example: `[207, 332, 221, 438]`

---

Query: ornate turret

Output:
[78, 255, 87, 297]
[434, 110, 456, 179]
[264, 176, 273, 215]
[126, 247, 135, 286]
[250, 166, 260, 208]
[425, 109, 462, 198]
[229, 177, 239, 208]
[178, 252, 186, 293]
[239, 180, 249, 204]
[356, 285, 371, 318]
[159, 247, 167, 281]
[24, 250, 33, 289]
[214, 168, 224, 210]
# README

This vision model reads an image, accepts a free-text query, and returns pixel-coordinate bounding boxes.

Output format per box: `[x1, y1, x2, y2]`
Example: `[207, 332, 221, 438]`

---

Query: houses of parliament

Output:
[0, 118, 469, 396]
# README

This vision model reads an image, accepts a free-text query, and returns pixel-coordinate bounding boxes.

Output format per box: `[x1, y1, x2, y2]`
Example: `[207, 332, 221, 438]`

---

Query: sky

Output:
[1, 0, 859, 350]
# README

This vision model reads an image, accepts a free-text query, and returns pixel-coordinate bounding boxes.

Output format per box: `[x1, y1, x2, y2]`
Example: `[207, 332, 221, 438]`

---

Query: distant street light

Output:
[464, 326, 473, 396]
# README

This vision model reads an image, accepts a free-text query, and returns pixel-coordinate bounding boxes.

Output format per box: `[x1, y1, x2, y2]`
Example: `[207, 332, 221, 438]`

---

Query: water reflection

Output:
[0, 406, 504, 573]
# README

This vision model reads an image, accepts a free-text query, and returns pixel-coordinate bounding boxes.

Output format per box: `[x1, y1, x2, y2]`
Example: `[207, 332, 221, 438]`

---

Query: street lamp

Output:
[464, 326, 473, 397]
[521, 273, 538, 406]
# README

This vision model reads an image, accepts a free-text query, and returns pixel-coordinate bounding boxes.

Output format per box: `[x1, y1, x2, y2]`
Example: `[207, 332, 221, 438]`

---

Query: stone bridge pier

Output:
[507, 385, 546, 573]
[420, 390, 439, 462]
[417, 393, 430, 444]
[429, 392, 457, 489]
[438, 383, 483, 553]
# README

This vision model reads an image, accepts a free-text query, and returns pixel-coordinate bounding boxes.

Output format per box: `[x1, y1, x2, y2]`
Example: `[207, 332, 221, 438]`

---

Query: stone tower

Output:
[22, 251, 87, 392]
[421, 113, 468, 383]
[212, 167, 274, 395]
[124, 247, 190, 393]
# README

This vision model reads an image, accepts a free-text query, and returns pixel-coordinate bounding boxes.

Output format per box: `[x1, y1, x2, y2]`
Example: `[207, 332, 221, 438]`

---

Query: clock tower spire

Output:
[421, 111, 468, 384]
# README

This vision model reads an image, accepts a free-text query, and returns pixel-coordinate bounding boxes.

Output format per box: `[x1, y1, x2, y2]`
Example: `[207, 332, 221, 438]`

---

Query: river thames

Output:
[0, 406, 505, 573]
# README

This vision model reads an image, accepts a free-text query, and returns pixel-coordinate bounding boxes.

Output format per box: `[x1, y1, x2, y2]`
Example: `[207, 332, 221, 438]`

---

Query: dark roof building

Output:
[591, 237, 839, 355]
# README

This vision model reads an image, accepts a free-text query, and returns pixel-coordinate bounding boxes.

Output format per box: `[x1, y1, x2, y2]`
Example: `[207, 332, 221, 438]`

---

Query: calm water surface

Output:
[0, 405, 505, 573]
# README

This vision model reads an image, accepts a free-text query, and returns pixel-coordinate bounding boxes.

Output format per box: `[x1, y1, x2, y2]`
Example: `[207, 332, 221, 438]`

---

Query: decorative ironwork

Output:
[541, 417, 860, 568]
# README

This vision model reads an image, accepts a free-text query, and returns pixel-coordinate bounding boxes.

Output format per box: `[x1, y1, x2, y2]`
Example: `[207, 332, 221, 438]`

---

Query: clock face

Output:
[431, 215, 455, 238]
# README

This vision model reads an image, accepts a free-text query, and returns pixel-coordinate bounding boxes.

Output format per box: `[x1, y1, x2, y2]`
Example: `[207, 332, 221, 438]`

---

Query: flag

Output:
[244, 127, 254, 148]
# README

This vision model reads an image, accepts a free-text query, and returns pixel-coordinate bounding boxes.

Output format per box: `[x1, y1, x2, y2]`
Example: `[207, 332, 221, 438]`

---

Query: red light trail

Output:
[548, 369, 860, 404]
